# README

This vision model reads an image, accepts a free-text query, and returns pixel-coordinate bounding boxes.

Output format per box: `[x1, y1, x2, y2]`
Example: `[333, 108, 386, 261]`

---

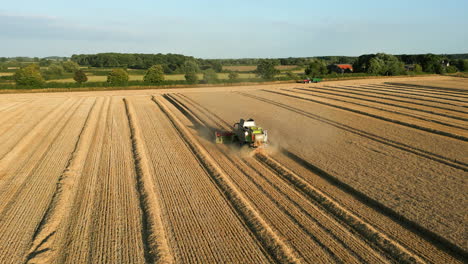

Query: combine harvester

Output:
[215, 118, 268, 148]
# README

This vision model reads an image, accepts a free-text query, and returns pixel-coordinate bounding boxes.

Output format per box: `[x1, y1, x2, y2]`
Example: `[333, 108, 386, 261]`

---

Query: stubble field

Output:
[0, 76, 466, 263]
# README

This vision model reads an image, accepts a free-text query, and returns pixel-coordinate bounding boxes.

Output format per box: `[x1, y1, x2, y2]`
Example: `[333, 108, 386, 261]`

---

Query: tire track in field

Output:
[334, 84, 467, 108]
[25, 97, 101, 264]
[135, 97, 272, 263]
[152, 95, 301, 264]
[0, 98, 84, 212]
[0, 98, 74, 161]
[0, 98, 95, 264]
[288, 88, 467, 128]
[0, 100, 31, 113]
[311, 86, 468, 115]
[87, 98, 147, 263]
[177, 93, 466, 263]
[385, 82, 468, 94]
[377, 83, 468, 98]
[233, 91, 468, 171]
[258, 90, 468, 141]
[0, 99, 35, 125]
[254, 153, 425, 264]
[58, 97, 112, 263]
[170, 94, 393, 262]
[321, 85, 468, 112]
[171, 94, 463, 262]
[170, 93, 426, 263]
[124, 98, 173, 264]
[363, 84, 468, 103]
[278, 149, 468, 262]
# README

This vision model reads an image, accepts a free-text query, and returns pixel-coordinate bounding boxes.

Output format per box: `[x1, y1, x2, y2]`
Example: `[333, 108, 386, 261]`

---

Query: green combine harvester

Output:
[215, 118, 268, 148]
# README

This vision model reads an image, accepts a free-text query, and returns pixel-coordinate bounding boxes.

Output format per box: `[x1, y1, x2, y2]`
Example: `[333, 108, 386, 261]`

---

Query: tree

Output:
[183, 60, 200, 84]
[62, 61, 80, 73]
[210, 61, 223, 72]
[414, 64, 423, 73]
[39, 59, 53, 67]
[183, 60, 200, 73]
[367, 57, 385, 74]
[203, 69, 218, 83]
[144, 65, 165, 84]
[285, 71, 299, 81]
[255, 59, 280, 80]
[304, 60, 328, 77]
[385, 59, 405, 76]
[107, 69, 129, 85]
[14, 64, 45, 87]
[463, 60, 468, 72]
[446, 65, 458, 73]
[43, 64, 64, 80]
[421, 54, 443, 73]
[73, 70, 88, 84]
[354, 53, 405, 76]
[185, 72, 198, 84]
[456, 59, 468, 72]
[228, 71, 239, 81]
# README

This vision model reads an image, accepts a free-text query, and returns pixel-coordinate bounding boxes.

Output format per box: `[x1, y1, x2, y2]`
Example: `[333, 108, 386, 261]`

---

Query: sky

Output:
[1, 0, 467, 58]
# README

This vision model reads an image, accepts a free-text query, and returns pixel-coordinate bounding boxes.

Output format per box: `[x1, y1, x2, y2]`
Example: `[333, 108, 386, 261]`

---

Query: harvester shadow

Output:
[163, 94, 220, 142]
[187, 124, 220, 143]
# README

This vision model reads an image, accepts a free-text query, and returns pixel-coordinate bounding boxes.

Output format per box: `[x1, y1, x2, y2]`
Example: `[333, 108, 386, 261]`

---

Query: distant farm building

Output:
[404, 64, 415, 71]
[329, 64, 353, 73]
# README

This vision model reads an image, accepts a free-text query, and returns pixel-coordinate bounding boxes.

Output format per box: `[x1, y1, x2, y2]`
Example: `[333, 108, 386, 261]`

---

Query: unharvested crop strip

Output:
[364, 84, 468, 103]
[255, 152, 426, 264]
[259, 90, 468, 141]
[276, 149, 468, 262]
[163, 94, 205, 129]
[177, 92, 468, 262]
[169, 94, 372, 262]
[288, 88, 468, 128]
[170, 94, 230, 130]
[152, 95, 302, 264]
[374, 83, 468, 98]
[322, 85, 468, 111]
[177, 94, 233, 128]
[311, 86, 468, 115]
[124, 98, 173, 264]
[347, 84, 468, 108]
[377, 84, 468, 98]
[235, 91, 468, 171]
[177, 95, 413, 262]
[223, 153, 346, 262]
[374, 83, 468, 97]
[25, 97, 101, 263]
[385, 82, 468, 94]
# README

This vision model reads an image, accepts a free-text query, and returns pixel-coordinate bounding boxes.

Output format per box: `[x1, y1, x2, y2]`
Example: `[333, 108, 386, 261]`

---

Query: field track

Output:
[0, 76, 466, 263]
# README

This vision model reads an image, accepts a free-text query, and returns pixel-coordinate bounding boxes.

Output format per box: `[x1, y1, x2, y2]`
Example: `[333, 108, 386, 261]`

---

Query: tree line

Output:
[2, 52, 467, 89]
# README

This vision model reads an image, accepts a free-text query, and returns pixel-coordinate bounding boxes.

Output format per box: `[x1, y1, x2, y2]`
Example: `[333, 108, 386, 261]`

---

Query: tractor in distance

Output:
[300, 77, 322, 83]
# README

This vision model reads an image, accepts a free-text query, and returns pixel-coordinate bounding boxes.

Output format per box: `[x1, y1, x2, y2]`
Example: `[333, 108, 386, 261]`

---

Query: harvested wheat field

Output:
[0, 76, 466, 264]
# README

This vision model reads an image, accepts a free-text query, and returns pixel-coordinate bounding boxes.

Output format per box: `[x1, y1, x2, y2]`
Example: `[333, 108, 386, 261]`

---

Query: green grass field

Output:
[222, 65, 300, 72]
[41, 73, 259, 83]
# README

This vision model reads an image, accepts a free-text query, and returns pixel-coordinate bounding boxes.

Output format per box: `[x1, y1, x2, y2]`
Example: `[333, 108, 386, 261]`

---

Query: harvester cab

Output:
[215, 118, 268, 148]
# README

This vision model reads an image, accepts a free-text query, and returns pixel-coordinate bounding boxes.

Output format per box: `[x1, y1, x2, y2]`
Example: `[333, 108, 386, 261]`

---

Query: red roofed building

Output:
[330, 64, 353, 73]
